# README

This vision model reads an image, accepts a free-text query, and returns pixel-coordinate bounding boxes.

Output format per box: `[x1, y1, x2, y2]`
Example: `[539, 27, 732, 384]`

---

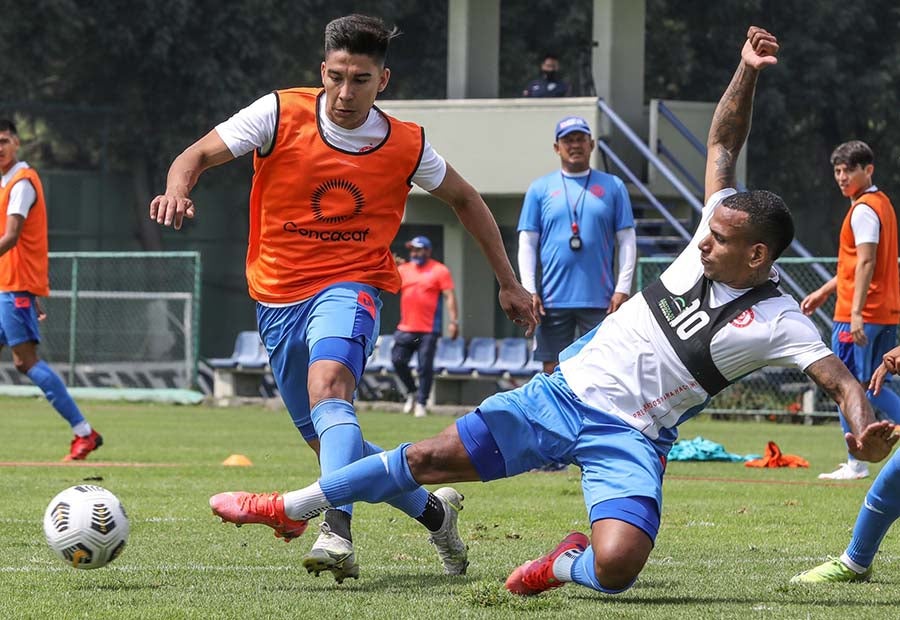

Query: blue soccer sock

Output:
[570, 545, 635, 594]
[283, 444, 419, 522]
[868, 387, 900, 423]
[845, 450, 900, 569]
[837, 409, 861, 464]
[26, 361, 86, 431]
[311, 399, 364, 517]
[319, 443, 418, 505]
[363, 440, 429, 519]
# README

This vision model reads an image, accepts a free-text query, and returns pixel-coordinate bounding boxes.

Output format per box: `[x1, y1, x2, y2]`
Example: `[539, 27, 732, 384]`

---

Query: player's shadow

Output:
[254, 571, 471, 594]
[567, 578, 900, 606]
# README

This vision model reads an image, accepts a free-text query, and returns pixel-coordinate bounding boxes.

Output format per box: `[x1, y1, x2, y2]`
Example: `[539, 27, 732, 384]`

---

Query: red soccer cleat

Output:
[62, 430, 103, 461]
[209, 492, 308, 541]
[505, 531, 590, 596]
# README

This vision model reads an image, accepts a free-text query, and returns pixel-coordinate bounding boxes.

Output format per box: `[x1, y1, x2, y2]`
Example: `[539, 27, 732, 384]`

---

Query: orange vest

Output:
[835, 190, 900, 324]
[0, 165, 49, 296]
[246, 88, 425, 303]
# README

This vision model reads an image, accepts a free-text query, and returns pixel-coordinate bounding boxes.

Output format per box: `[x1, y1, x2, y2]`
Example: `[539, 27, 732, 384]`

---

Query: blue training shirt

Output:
[518, 169, 634, 308]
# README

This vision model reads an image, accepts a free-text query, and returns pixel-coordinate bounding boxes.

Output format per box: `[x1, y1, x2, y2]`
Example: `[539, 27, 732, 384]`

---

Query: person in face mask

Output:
[391, 236, 459, 417]
[522, 53, 570, 97]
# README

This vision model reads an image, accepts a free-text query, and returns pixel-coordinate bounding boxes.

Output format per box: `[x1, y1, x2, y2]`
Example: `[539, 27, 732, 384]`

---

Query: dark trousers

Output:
[391, 331, 439, 405]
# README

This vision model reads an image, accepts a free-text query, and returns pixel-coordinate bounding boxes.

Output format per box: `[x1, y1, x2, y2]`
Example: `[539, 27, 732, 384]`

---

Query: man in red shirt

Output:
[392, 236, 458, 417]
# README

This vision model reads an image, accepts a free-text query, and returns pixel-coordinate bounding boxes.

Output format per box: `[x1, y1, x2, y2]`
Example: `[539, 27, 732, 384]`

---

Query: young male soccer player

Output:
[791, 347, 900, 583]
[208, 27, 897, 595]
[0, 119, 103, 461]
[801, 140, 900, 480]
[150, 15, 536, 582]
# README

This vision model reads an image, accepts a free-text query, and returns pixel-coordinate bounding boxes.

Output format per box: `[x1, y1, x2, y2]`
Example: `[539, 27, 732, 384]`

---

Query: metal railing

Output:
[654, 100, 833, 283]
[598, 97, 832, 327]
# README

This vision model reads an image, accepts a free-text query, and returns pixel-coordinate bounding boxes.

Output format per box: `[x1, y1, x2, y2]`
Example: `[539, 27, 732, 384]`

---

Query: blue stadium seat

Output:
[236, 333, 268, 368]
[445, 337, 496, 375]
[366, 334, 395, 373]
[519, 343, 543, 376]
[433, 337, 466, 373]
[481, 337, 528, 376]
[207, 331, 267, 368]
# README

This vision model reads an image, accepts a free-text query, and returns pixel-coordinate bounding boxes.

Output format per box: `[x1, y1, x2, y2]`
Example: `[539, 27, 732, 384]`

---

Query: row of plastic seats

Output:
[206, 331, 269, 369]
[205, 331, 545, 379]
[366, 335, 543, 377]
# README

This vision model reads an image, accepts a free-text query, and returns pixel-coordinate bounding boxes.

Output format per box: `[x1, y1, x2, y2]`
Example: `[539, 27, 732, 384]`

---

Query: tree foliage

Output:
[645, 0, 900, 253]
[1, 0, 899, 254]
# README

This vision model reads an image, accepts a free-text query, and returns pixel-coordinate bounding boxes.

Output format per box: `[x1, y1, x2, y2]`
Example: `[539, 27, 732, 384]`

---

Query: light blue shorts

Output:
[256, 282, 381, 440]
[832, 321, 897, 382]
[0, 292, 41, 347]
[457, 371, 666, 536]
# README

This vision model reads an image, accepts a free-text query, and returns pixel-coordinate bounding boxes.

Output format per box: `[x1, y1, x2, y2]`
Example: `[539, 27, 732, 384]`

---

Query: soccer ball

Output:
[43, 485, 129, 569]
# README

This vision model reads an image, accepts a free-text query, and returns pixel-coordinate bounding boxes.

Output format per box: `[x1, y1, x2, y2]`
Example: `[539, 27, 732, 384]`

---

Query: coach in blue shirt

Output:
[517, 116, 637, 374]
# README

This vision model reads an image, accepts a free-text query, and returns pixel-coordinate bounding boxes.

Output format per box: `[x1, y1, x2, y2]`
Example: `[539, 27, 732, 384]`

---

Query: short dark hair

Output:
[830, 140, 874, 169]
[0, 119, 17, 135]
[324, 14, 398, 65]
[721, 190, 794, 260]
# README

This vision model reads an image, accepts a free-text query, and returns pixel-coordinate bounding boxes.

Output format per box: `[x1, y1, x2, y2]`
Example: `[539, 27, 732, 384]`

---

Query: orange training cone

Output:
[222, 454, 253, 466]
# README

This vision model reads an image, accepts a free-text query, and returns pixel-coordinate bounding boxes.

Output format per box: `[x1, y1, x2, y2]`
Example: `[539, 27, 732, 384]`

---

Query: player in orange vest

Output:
[791, 347, 900, 583]
[0, 119, 102, 461]
[151, 15, 536, 582]
[801, 140, 900, 480]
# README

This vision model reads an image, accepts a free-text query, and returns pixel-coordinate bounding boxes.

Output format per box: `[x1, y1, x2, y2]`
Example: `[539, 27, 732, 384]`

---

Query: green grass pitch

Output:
[1, 396, 897, 619]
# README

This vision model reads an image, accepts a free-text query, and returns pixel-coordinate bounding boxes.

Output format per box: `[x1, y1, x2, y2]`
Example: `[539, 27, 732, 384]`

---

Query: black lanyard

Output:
[561, 171, 591, 235]
[561, 171, 591, 250]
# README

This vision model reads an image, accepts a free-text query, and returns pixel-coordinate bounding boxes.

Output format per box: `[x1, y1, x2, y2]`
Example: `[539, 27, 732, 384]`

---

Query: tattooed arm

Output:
[806, 355, 897, 462]
[704, 26, 780, 202]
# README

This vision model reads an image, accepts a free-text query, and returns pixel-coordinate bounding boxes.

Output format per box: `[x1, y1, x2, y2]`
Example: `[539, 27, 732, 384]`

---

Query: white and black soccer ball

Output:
[43, 485, 129, 570]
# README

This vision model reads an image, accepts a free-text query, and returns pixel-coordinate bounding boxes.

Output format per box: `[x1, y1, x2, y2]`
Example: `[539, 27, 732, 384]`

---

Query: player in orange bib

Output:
[150, 14, 536, 582]
[0, 119, 102, 461]
[802, 140, 900, 480]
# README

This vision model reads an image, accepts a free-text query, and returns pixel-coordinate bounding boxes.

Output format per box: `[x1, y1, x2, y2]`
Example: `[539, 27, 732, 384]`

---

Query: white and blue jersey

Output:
[518, 169, 634, 309]
[559, 188, 832, 442]
[457, 188, 832, 540]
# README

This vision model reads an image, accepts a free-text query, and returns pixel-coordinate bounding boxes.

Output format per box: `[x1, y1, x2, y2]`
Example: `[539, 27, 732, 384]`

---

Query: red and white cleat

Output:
[505, 531, 589, 596]
[209, 492, 308, 541]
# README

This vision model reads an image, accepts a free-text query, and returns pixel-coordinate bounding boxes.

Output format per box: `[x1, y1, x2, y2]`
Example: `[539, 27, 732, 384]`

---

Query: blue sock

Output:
[26, 361, 85, 428]
[868, 387, 900, 423]
[570, 545, 634, 594]
[845, 450, 900, 568]
[318, 443, 419, 506]
[363, 441, 429, 519]
[311, 399, 363, 517]
[837, 409, 857, 462]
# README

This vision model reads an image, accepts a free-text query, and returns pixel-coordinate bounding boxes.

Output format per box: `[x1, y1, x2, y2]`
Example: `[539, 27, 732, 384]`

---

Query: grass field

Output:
[1, 396, 897, 620]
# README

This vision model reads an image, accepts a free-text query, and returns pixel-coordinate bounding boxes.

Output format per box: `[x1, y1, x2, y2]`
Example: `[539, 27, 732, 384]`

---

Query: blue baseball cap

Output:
[555, 116, 592, 140]
[405, 235, 432, 250]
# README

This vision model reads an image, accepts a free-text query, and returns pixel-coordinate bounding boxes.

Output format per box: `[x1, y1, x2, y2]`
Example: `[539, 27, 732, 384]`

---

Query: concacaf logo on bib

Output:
[730, 308, 755, 328]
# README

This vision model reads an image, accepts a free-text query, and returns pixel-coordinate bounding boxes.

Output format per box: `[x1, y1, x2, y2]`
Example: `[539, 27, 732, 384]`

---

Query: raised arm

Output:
[805, 354, 897, 462]
[149, 130, 236, 230]
[429, 163, 537, 336]
[704, 26, 779, 201]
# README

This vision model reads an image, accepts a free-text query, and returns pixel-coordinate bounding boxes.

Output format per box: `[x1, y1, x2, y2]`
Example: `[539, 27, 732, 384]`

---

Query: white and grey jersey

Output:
[559, 188, 831, 440]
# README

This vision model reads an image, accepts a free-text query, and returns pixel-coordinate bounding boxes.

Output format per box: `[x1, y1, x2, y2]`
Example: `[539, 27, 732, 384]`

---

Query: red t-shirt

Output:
[397, 258, 454, 333]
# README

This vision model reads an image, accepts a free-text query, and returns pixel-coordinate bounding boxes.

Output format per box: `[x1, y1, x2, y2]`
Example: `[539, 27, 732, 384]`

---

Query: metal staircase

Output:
[595, 97, 832, 324]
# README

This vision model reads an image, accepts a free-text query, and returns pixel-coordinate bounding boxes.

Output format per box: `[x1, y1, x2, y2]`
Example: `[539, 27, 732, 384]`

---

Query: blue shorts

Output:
[456, 371, 665, 541]
[256, 283, 381, 441]
[0, 292, 41, 347]
[533, 307, 606, 362]
[832, 322, 897, 382]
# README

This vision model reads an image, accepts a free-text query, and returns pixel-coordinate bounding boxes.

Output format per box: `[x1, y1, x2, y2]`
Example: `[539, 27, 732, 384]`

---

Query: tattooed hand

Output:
[741, 27, 779, 71]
